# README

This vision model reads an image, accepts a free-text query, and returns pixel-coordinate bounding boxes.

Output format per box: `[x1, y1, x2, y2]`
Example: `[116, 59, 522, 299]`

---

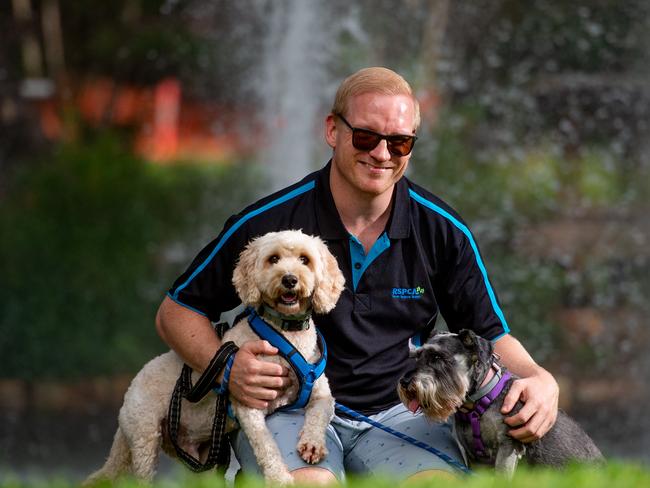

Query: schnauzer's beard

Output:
[398, 358, 471, 421]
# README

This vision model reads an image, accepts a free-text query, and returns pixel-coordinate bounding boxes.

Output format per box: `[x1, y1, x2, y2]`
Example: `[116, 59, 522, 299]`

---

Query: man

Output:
[156, 67, 559, 484]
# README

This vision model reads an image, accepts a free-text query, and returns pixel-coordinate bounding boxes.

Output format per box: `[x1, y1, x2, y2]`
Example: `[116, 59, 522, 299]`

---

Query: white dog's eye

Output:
[299, 255, 310, 265]
[268, 255, 279, 264]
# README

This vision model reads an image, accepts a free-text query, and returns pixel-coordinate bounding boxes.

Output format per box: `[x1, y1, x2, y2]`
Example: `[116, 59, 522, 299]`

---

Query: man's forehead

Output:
[346, 92, 417, 130]
[348, 91, 415, 109]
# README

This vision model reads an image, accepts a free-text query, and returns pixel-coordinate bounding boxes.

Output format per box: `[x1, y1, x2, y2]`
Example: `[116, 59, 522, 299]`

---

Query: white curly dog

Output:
[85, 230, 345, 485]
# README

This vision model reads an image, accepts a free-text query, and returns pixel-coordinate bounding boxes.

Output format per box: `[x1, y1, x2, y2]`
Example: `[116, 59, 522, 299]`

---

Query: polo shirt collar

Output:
[315, 161, 411, 240]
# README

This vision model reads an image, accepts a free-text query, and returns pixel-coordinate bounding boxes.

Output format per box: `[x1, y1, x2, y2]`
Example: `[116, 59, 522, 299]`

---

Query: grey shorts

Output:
[231, 403, 466, 481]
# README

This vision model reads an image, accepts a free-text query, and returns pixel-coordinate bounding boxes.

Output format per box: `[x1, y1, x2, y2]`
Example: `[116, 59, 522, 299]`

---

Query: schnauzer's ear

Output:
[408, 338, 419, 358]
[459, 329, 479, 349]
[232, 240, 262, 306]
[312, 239, 345, 314]
[423, 329, 443, 345]
[458, 329, 481, 363]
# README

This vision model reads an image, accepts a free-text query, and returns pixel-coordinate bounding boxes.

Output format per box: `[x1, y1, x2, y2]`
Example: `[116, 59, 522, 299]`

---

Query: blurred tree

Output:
[1, 1, 49, 185]
[59, 0, 197, 85]
[439, 0, 650, 162]
[11, 0, 45, 79]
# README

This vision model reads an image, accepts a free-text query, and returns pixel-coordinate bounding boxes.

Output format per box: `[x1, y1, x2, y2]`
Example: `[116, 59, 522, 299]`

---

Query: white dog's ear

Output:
[232, 241, 262, 306]
[312, 239, 345, 314]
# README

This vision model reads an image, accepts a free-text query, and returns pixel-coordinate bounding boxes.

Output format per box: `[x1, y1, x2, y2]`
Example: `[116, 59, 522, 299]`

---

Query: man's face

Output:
[326, 92, 417, 198]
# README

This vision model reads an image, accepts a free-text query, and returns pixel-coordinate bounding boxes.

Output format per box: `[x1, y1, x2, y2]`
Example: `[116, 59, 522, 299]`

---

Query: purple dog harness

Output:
[455, 366, 512, 459]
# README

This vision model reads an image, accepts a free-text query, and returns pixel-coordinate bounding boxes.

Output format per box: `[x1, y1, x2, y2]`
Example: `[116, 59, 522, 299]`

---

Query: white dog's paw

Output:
[297, 432, 328, 464]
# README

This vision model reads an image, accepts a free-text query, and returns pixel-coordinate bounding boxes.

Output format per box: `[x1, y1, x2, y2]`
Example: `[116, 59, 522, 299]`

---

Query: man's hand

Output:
[227, 340, 291, 409]
[500, 368, 559, 443]
[493, 334, 560, 443]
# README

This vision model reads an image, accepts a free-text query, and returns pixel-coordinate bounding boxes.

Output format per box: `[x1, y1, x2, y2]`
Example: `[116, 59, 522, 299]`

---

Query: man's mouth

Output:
[359, 161, 393, 171]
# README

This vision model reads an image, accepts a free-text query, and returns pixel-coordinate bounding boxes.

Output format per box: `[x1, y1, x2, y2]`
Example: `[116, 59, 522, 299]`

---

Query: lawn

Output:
[2, 463, 648, 488]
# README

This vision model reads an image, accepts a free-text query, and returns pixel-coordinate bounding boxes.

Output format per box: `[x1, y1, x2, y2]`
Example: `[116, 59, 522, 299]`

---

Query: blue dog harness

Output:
[247, 308, 327, 411]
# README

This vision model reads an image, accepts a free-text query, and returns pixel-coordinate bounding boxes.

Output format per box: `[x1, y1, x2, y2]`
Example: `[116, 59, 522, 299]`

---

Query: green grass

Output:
[2, 463, 649, 488]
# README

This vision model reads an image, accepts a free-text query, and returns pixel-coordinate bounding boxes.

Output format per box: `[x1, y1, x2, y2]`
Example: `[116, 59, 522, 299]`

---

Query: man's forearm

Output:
[493, 334, 548, 378]
[155, 295, 222, 373]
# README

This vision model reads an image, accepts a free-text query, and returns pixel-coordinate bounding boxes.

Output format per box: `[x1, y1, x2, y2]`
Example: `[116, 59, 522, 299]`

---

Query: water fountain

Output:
[254, 0, 333, 192]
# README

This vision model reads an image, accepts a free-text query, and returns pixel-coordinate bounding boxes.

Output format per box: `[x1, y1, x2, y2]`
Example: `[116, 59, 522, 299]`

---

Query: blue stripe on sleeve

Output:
[408, 189, 510, 335]
[172, 180, 316, 300]
[166, 291, 208, 317]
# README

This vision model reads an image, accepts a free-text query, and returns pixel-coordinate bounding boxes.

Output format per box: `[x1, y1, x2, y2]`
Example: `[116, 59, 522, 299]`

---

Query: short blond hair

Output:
[332, 67, 421, 131]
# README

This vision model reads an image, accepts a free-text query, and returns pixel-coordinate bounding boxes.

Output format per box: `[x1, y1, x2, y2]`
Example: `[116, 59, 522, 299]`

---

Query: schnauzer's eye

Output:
[268, 255, 279, 264]
[299, 255, 310, 265]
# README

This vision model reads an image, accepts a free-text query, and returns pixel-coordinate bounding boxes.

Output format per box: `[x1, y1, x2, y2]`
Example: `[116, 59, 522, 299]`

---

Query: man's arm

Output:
[155, 296, 290, 409]
[493, 334, 559, 443]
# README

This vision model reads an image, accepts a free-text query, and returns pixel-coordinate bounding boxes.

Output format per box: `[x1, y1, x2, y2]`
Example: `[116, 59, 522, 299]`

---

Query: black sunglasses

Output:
[335, 113, 417, 156]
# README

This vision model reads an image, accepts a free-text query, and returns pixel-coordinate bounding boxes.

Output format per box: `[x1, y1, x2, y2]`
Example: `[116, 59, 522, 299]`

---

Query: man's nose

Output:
[368, 139, 391, 161]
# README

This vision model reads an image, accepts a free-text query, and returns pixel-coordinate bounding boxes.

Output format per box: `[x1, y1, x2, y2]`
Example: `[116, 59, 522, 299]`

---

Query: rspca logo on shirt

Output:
[392, 286, 425, 300]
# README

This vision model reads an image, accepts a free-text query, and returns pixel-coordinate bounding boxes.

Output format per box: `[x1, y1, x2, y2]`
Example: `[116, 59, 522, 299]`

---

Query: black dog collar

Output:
[257, 303, 312, 331]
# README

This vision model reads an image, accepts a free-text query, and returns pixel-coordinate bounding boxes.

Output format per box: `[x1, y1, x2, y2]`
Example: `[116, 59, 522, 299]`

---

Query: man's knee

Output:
[291, 466, 339, 485]
[403, 469, 457, 484]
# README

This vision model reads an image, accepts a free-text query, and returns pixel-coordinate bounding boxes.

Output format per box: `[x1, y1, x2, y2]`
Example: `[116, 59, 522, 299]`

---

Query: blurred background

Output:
[1, 0, 648, 481]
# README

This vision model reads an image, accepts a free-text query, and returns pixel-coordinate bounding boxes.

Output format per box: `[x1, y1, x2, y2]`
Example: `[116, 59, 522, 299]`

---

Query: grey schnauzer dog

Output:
[398, 330, 603, 476]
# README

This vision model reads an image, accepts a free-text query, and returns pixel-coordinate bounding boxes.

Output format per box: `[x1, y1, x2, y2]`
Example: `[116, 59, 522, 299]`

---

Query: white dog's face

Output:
[254, 233, 320, 315]
[232, 230, 345, 315]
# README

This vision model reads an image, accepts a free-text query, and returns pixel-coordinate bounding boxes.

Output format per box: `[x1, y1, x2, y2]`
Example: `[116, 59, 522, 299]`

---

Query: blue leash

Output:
[334, 402, 473, 475]
[238, 308, 471, 474]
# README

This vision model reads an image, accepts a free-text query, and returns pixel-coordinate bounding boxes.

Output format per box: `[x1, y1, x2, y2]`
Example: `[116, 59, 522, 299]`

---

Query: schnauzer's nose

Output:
[282, 274, 298, 289]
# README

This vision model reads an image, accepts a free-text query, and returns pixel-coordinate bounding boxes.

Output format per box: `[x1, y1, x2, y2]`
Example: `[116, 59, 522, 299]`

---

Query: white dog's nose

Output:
[282, 274, 298, 289]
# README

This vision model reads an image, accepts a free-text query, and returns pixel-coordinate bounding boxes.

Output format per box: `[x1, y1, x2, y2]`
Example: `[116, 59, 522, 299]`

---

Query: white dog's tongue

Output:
[280, 292, 298, 304]
[407, 399, 420, 414]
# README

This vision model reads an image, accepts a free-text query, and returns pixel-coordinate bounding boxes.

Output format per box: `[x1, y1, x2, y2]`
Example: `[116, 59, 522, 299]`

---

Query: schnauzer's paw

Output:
[297, 438, 328, 464]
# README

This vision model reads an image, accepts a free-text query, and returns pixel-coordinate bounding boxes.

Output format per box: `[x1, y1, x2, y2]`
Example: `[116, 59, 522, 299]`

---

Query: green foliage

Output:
[0, 134, 258, 379]
[491, 1, 645, 76]
[61, 0, 204, 83]
[413, 106, 632, 222]
[487, 255, 567, 363]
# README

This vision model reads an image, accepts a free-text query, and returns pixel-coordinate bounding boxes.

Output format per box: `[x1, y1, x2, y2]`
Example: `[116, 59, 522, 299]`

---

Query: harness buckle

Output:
[305, 370, 317, 385]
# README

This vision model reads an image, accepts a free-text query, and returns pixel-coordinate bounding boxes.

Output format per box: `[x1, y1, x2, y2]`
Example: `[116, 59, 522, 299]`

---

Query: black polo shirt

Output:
[169, 162, 510, 415]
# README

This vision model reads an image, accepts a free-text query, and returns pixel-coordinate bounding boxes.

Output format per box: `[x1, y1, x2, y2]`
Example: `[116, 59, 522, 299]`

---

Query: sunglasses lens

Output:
[352, 130, 382, 151]
[345, 116, 416, 156]
[387, 136, 415, 156]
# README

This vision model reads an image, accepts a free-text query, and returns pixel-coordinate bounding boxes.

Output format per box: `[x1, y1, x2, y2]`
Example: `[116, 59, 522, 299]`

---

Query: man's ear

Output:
[325, 113, 337, 149]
